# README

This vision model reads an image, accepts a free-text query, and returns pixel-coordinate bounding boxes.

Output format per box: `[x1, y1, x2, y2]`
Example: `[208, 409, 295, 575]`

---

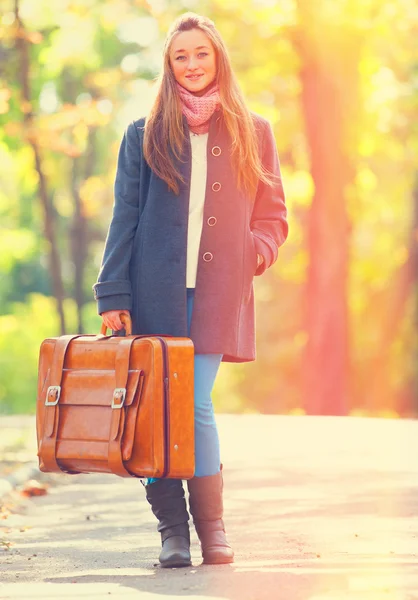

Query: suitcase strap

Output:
[41, 334, 87, 474]
[108, 336, 145, 477]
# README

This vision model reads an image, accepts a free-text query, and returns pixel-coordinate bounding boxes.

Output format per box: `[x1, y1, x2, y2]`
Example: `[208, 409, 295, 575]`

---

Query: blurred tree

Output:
[293, 0, 359, 415]
[1, 0, 155, 334]
[14, 0, 67, 334]
[368, 172, 418, 413]
[207, 0, 418, 416]
[0, 0, 416, 416]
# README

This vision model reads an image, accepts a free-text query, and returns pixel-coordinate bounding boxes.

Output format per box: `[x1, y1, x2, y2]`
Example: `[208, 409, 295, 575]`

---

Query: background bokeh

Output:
[0, 0, 417, 417]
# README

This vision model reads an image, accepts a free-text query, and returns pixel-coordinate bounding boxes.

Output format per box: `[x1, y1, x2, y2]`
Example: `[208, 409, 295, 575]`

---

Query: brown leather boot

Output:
[186, 465, 234, 564]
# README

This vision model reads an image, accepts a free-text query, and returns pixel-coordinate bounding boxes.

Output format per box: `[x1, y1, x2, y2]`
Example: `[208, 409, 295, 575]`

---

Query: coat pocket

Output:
[249, 231, 258, 276]
[243, 230, 258, 303]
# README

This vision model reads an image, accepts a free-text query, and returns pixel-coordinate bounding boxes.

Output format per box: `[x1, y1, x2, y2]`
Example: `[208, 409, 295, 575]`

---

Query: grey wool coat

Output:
[93, 110, 288, 362]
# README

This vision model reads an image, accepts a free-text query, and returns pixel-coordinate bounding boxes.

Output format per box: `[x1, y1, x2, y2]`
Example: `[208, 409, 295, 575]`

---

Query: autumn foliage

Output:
[0, 0, 416, 417]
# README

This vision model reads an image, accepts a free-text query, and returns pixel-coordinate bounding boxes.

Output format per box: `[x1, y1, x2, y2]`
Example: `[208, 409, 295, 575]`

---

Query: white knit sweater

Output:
[186, 131, 208, 288]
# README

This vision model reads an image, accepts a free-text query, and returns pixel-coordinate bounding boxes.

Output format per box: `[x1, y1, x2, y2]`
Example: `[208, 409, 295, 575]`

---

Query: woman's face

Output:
[169, 28, 217, 96]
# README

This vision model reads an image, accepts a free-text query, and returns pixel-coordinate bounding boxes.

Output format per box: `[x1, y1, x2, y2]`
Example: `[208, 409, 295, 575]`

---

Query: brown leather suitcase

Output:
[36, 316, 195, 479]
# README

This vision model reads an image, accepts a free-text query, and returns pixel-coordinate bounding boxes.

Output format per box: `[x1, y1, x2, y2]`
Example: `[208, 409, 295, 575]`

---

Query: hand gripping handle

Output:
[100, 312, 132, 336]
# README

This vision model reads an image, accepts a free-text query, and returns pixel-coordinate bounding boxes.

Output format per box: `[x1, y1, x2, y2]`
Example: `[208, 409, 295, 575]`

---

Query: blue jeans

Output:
[146, 287, 222, 484]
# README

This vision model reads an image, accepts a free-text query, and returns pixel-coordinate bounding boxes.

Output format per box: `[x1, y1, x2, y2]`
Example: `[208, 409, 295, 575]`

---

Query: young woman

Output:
[93, 12, 288, 568]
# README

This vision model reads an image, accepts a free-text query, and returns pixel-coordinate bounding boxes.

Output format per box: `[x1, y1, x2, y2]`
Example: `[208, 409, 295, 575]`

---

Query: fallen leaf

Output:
[0, 506, 11, 519]
[20, 480, 48, 497]
[1, 540, 12, 550]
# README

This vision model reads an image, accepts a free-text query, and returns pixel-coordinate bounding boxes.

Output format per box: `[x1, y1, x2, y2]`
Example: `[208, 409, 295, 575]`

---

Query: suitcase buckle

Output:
[45, 385, 61, 406]
[112, 388, 126, 409]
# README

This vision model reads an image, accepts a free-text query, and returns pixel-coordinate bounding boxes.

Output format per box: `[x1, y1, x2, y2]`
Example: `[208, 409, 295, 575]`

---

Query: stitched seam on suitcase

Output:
[157, 337, 170, 478]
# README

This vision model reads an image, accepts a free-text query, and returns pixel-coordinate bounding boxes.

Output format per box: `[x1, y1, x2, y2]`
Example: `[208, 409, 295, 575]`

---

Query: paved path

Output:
[0, 416, 39, 498]
[0, 415, 417, 599]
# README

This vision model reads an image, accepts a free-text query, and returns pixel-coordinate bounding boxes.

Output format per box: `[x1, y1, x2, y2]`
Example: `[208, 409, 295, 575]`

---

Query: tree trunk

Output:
[367, 172, 418, 414]
[69, 164, 87, 334]
[413, 176, 418, 415]
[14, 0, 66, 334]
[62, 68, 97, 334]
[69, 137, 96, 334]
[294, 2, 360, 414]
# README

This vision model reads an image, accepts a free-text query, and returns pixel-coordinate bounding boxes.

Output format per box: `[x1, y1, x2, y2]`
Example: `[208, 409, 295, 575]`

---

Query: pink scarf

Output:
[176, 81, 221, 134]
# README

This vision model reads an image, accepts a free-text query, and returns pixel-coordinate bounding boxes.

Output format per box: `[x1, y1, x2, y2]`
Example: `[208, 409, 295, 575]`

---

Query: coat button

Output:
[212, 182, 221, 192]
[207, 216, 217, 226]
[203, 252, 213, 262]
[211, 146, 221, 156]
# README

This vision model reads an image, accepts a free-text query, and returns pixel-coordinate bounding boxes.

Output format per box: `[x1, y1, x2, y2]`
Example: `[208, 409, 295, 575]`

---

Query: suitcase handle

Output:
[100, 314, 175, 339]
[100, 313, 132, 336]
[100, 313, 174, 339]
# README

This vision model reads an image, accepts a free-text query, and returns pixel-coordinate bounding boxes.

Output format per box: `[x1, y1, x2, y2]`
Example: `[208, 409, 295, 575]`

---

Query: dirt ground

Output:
[0, 414, 417, 600]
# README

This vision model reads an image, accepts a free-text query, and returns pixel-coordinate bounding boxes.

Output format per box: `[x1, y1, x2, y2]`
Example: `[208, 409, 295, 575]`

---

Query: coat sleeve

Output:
[251, 120, 289, 276]
[92, 121, 142, 315]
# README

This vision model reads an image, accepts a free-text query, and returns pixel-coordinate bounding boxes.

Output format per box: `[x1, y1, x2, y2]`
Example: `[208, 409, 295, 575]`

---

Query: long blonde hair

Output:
[143, 12, 277, 197]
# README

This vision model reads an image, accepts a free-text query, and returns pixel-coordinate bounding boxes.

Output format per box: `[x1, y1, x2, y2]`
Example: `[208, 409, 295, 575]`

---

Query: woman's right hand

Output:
[101, 310, 131, 332]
